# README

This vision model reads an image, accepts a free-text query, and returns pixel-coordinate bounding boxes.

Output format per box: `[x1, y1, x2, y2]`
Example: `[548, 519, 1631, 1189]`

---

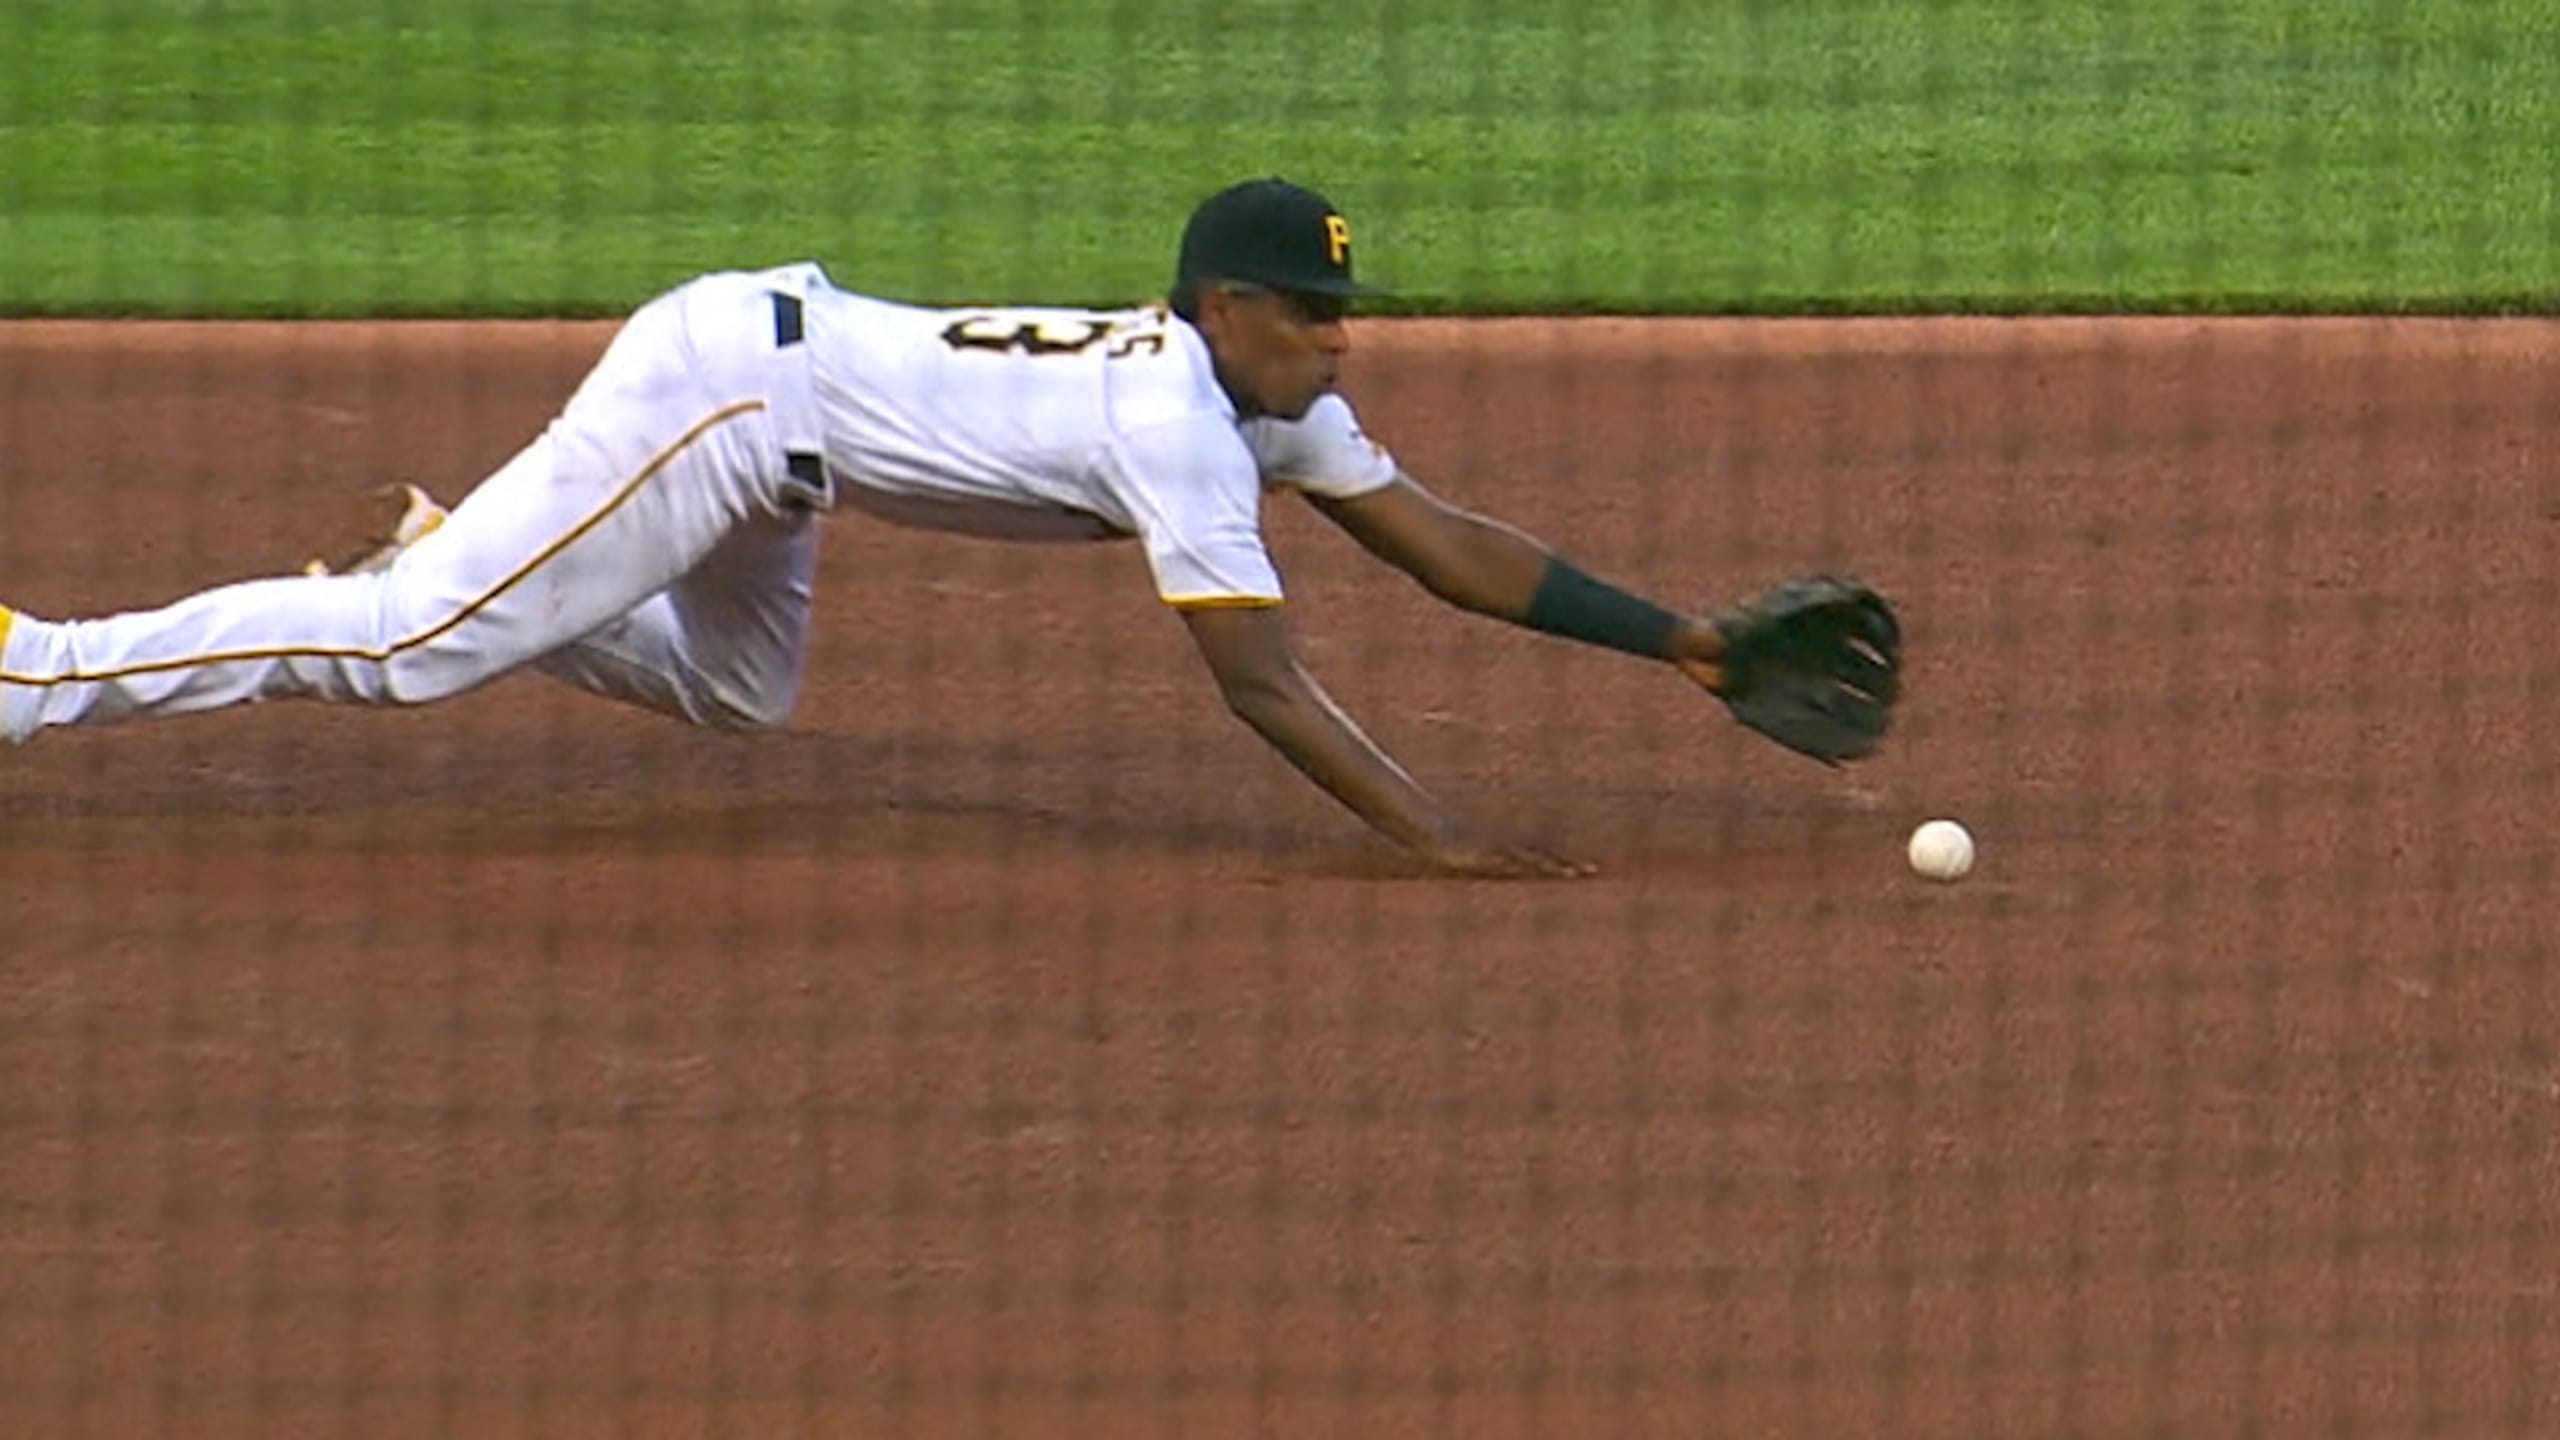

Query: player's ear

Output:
[1191, 282, 1246, 342]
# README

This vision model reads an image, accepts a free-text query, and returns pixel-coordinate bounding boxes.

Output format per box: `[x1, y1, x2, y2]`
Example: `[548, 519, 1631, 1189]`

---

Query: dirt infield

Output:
[3, 313, 2556, 1439]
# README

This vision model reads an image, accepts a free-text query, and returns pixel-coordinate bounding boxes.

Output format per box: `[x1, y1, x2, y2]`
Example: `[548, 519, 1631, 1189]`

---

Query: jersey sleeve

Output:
[1243, 393, 1400, 500]
[1107, 414, 1287, 608]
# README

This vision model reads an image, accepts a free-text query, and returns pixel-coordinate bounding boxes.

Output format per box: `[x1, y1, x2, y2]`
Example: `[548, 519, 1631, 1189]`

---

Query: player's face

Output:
[1202, 285, 1351, 419]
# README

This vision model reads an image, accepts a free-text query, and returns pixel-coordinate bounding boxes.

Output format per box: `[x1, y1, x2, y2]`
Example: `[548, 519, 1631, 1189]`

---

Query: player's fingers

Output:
[1506, 845, 1597, 880]
[1828, 637, 1898, 701]
[1420, 840, 1595, 881]
[1672, 654, 1724, 695]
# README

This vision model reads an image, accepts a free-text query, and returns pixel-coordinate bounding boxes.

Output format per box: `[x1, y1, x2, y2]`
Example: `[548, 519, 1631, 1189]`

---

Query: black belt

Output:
[770, 292, 826, 496]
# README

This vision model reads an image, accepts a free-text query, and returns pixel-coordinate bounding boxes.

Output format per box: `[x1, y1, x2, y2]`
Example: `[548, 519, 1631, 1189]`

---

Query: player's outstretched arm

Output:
[1304, 474, 1723, 681]
[1177, 604, 1590, 879]
[1305, 474, 1902, 767]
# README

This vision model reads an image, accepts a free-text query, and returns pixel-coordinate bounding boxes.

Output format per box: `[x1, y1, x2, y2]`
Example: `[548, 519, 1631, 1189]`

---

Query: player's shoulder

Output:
[1104, 323, 1262, 494]
[1248, 391, 1368, 439]
[1100, 309, 1236, 426]
[1242, 391, 1385, 460]
[1242, 392, 1399, 498]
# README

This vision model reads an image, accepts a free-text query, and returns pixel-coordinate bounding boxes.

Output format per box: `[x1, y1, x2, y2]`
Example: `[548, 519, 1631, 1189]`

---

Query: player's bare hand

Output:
[1672, 652, 1724, 696]
[1413, 838, 1596, 881]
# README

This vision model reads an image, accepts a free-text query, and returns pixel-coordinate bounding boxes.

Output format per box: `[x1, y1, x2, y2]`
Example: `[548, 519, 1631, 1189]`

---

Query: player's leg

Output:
[286, 477, 823, 730]
[531, 500, 823, 730]
[0, 277, 808, 744]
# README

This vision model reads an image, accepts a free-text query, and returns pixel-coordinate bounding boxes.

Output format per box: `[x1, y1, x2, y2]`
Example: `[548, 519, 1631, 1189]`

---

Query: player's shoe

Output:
[301, 483, 449, 577]
[0, 604, 18, 734]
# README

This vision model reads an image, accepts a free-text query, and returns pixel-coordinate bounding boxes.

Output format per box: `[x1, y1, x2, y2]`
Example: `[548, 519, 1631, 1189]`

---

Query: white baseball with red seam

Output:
[1906, 819, 1975, 882]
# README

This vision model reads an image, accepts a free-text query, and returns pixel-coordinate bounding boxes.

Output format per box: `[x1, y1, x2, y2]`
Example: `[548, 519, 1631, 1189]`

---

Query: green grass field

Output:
[3, 0, 2553, 316]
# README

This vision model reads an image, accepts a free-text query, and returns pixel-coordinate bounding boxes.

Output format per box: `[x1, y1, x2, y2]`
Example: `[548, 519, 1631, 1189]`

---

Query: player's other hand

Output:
[1412, 836, 1596, 880]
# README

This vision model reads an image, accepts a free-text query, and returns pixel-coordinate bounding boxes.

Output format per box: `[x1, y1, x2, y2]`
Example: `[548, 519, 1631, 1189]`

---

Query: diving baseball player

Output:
[0, 178, 1900, 878]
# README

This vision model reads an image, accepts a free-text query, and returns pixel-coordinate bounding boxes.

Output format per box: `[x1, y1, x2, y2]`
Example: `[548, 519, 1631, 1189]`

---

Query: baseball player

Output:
[0, 177, 1899, 878]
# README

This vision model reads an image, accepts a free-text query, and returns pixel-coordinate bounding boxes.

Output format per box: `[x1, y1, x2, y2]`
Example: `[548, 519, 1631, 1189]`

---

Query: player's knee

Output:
[696, 671, 793, 727]
[356, 583, 515, 707]
[698, 678, 798, 732]
[377, 642, 508, 707]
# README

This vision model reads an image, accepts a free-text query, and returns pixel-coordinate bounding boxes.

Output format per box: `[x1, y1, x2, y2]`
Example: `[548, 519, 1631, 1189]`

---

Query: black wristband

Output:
[1522, 559, 1682, 659]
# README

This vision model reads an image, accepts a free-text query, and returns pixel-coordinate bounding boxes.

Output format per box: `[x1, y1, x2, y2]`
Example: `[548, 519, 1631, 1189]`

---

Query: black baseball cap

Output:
[1174, 177, 1388, 300]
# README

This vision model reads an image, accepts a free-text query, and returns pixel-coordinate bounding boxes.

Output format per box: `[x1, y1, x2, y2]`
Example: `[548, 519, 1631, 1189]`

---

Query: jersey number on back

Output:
[941, 311, 1167, 360]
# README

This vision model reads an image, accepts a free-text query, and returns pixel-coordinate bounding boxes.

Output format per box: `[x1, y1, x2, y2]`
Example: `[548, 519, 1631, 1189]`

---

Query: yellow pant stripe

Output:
[0, 399, 765, 688]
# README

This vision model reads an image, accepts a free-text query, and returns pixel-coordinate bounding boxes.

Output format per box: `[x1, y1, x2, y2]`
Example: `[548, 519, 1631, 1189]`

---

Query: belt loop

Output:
[771, 291, 804, 347]
[783, 450, 831, 512]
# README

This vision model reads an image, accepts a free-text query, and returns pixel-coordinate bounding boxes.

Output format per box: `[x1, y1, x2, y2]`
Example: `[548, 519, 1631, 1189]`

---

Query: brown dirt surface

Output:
[4, 313, 2558, 1439]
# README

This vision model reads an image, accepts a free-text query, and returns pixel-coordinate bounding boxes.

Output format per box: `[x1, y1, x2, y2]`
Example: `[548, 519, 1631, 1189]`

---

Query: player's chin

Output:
[1273, 379, 1332, 420]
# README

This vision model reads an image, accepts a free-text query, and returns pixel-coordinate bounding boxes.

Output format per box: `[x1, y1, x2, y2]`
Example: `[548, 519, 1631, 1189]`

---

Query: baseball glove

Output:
[1706, 574, 1902, 765]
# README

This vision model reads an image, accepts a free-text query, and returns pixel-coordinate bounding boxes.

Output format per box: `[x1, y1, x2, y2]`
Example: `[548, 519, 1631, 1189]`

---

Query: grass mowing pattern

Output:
[3, 0, 2553, 315]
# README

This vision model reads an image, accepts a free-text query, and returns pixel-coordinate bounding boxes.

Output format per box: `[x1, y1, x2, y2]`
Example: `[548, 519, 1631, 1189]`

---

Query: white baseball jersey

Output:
[793, 269, 1399, 606]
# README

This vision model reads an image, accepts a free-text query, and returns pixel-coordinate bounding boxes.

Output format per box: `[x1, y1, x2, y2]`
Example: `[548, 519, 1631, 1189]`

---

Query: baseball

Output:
[1906, 819, 1975, 882]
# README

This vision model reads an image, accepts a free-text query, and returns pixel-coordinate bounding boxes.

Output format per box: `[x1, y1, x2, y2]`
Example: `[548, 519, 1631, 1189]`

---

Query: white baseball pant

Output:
[0, 271, 832, 744]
